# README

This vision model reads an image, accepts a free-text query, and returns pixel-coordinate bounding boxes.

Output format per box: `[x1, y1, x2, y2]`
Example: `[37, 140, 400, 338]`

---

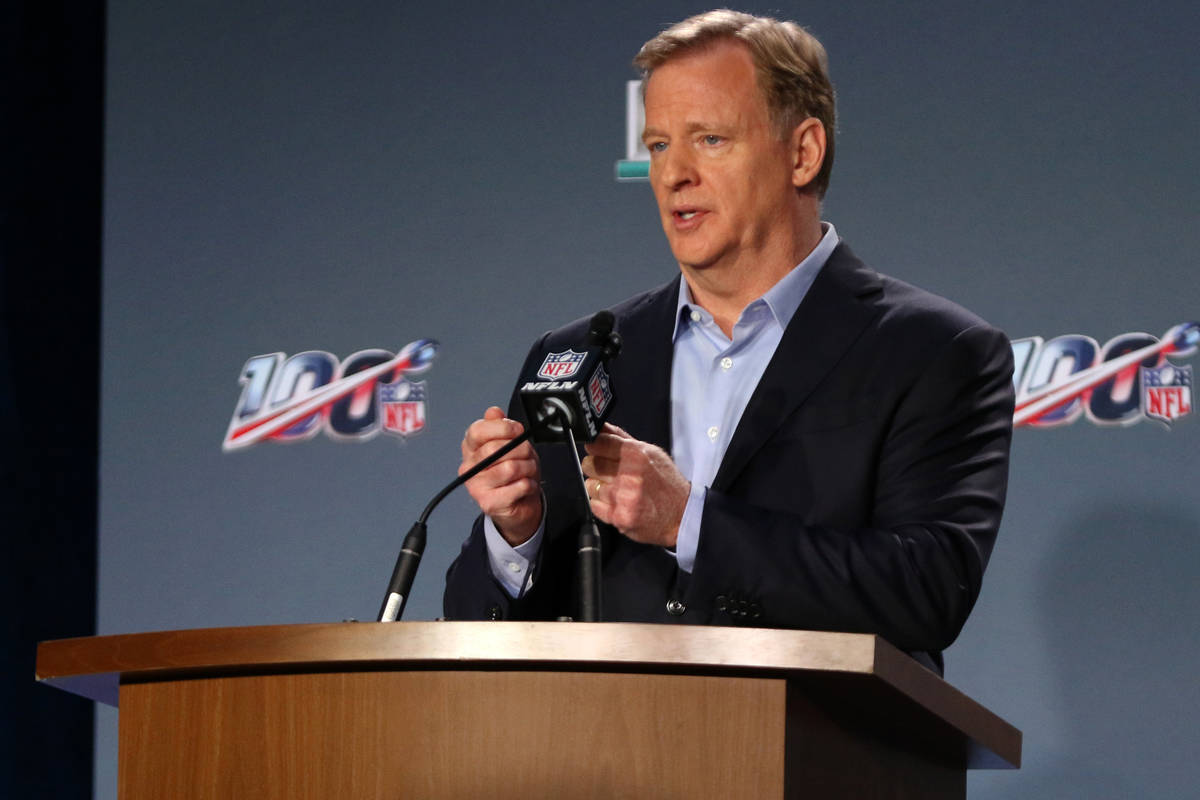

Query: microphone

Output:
[377, 311, 620, 623]
[519, 311, 622, 444]
[520, 310, 621, 622]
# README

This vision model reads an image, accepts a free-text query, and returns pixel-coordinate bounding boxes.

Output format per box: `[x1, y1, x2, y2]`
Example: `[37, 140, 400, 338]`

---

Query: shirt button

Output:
[506, 561, 521, 573]
[707, 426, 719, 441]
[720, 356, 733, 370]
[690, 310, 702, 323]
[666, 599, 686, 616]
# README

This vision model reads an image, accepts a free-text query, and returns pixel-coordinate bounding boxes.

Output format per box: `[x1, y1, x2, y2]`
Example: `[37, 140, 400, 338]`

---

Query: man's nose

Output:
[656, 145, 697, 189]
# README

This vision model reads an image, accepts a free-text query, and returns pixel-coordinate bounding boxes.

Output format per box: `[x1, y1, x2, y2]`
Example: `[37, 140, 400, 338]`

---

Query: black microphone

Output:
[519, 311, 622, 444]
[377, 312, 620, 623]
[519, 311, 622, 622]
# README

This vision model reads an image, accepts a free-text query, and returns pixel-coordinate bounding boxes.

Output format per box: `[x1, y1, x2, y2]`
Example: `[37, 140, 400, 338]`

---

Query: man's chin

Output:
[665, 236, 714, 267]
[671, 249, 723, 274]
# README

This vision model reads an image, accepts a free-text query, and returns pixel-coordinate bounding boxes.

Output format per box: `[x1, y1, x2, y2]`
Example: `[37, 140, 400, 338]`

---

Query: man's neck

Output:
[681, 217, 823, 337]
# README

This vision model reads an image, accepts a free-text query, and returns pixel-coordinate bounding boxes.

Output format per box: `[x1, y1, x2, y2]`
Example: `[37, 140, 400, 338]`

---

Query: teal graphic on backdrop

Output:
[616, 80, 649, 181]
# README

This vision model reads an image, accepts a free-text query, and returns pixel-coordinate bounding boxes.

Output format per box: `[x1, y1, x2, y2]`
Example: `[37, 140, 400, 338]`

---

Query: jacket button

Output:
[666, 599, 686, 616]
[486, 604, 503, 620]
[715, 595, 728, 612]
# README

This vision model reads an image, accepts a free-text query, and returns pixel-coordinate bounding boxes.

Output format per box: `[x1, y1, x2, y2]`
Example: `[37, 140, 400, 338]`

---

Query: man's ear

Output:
[790, 118, 826, 191]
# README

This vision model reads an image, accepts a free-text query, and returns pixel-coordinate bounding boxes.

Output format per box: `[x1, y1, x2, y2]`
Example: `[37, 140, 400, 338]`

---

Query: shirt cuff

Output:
[673, 484, 706, 574]
[483, 511, 544, 599]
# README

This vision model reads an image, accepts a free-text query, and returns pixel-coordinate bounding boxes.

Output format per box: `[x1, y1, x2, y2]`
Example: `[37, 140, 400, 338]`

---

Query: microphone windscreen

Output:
[587, 310, 615, 345]
[519, 310, 620, 444]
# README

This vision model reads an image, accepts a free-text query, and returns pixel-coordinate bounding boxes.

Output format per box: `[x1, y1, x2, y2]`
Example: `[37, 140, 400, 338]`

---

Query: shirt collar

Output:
[672, 222, 840, 341]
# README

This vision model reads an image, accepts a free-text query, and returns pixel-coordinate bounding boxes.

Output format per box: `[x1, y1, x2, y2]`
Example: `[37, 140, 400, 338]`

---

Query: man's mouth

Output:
[673, 208, 705, 223]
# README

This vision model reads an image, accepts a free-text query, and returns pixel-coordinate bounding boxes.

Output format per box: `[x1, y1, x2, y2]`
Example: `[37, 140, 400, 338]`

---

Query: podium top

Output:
[36, 621, 1019, 769]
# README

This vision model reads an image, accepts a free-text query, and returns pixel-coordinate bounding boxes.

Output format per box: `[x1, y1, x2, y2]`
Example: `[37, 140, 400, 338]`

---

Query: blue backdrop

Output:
[94, 2, 1198, 797]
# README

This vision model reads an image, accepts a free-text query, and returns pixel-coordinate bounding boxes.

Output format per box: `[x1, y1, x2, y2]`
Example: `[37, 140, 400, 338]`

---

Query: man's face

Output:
[642, 40, 800, 276]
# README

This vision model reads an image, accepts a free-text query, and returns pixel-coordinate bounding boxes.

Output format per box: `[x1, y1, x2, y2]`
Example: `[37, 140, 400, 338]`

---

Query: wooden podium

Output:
[36, 622, 1019, 799]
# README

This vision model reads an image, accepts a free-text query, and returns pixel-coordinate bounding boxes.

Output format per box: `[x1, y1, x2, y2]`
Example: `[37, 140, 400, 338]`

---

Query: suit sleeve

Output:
[688, 322, 1015, 655]
[443, 331, 580, 621]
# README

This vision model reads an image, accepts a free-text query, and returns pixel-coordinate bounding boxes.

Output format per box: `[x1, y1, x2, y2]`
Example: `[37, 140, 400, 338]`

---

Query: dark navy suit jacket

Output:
[444, 243, 1015, 674]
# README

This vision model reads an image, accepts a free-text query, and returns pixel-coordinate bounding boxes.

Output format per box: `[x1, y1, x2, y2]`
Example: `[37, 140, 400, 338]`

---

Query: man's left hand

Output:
[581, 423, 690, 548]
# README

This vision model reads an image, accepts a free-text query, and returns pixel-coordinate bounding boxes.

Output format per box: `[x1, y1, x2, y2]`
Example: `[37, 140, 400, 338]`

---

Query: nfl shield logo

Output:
[588, 365, 612, 417]
[1141, 363, 1192, 424]
[380, 379, 427, 436]
[537, 350, 586, 380]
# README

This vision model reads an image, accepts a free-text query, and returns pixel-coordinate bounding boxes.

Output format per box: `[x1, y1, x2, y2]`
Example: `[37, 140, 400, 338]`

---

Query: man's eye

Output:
[648, 141, 667, 153]
[702, 135, 723, 145]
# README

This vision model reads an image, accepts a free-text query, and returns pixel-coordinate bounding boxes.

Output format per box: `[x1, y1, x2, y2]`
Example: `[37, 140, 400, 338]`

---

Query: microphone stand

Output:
[378, 402, 605, 623]
[377, 424, 538, 622]
[378, 311, 621, 624]
[563, 424, 602, 622]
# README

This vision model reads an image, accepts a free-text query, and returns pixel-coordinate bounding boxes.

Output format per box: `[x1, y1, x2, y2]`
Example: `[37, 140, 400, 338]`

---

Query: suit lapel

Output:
[712, 244, 884, 491]
[611, 276, 679, 452]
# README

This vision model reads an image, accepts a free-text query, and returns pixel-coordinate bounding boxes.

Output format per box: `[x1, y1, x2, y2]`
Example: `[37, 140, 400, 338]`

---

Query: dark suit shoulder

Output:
[874, 272, 1000, 338]
[538, 277, 681, 350]
[828, 243, 1006, 347]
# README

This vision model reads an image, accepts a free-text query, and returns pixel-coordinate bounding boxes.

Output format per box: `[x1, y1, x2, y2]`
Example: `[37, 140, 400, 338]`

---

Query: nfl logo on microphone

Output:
[538, 350, 586, 380]
[588, 366, 613, 417]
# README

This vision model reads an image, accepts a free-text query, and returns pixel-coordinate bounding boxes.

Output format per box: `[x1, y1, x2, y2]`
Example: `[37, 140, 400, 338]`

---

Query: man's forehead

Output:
[644, 41, 757, 98]
[642, 42, 765, 127]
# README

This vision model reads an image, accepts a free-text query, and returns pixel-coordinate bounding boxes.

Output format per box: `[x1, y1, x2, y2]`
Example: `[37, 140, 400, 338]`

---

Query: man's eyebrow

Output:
[642, 122, 723, 141]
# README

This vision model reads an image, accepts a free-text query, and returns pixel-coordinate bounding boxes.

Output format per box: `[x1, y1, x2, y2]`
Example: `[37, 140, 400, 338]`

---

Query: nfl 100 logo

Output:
[1012, 321, 1197, 428]
[223, 339, 438, 451]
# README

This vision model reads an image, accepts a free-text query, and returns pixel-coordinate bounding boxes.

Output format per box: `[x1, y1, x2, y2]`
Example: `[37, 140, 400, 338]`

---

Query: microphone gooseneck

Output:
[377, 310, 620, 623]
[378, 409, 568, 623]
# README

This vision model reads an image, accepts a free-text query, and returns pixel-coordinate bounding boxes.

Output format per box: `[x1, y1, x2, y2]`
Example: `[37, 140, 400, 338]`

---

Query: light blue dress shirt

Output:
[670, 222, 839, 571]
[485, 223, 840, 595]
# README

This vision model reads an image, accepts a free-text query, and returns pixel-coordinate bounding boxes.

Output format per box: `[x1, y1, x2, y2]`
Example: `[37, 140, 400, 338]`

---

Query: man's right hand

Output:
[460, 406, 543, 546]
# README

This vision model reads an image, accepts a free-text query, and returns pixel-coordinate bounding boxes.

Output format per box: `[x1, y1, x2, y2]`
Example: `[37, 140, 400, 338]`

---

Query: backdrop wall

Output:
[99, 2, 1198, 797]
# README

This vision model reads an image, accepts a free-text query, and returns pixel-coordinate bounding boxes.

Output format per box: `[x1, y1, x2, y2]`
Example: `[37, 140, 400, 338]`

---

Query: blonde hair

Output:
[634, 9, 836, 197]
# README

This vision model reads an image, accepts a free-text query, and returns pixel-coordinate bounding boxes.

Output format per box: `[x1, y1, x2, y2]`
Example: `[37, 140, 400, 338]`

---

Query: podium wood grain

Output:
[120, 671, 786, 799]
[38, 622, 1020, 799]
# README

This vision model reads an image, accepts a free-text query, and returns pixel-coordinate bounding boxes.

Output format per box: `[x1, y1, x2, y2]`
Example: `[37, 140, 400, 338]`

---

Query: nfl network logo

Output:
[588, 366, 613, 417]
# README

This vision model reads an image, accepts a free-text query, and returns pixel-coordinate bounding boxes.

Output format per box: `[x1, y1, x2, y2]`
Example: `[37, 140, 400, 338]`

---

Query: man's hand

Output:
[581, 423, 690, 548]
[460, 406, 542, 546]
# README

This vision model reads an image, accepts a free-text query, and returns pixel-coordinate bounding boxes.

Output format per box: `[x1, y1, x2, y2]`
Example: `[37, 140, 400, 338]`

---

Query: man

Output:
[443, 10, 1014, 674]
